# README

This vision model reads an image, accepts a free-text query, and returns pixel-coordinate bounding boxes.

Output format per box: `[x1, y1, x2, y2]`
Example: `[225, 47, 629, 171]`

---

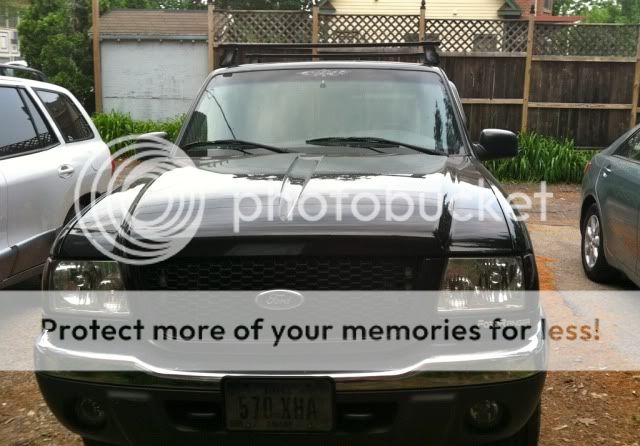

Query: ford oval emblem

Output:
[255, 290, 304, 311]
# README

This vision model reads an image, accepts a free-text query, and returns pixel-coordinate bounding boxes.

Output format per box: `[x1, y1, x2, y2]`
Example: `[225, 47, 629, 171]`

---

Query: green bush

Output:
[92, 112, 184, 155]
[485, 133, 595, 184]
[91, 115, 593, 184]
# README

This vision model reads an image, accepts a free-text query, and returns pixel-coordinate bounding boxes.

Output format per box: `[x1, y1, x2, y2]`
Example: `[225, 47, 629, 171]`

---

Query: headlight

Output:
[439, 257, 525, 312]
[49, 261, 129, 315]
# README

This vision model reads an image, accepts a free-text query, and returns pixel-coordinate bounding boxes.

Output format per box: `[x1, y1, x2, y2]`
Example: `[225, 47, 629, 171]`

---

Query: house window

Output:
[0, 33, 7, 51]
[544, 0, 553, 11]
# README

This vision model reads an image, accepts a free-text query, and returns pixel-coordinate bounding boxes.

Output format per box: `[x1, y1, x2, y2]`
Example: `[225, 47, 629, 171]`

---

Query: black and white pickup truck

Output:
[36, 44, 544, 446]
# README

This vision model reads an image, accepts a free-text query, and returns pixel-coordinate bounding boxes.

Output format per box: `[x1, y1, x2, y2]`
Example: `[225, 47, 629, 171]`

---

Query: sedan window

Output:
[616, 129, 640, 162]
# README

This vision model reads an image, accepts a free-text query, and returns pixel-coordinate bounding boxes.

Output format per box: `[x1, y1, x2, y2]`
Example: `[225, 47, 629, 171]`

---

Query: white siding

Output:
[101, 40, 208, 121]
[329, 0, 504, 19]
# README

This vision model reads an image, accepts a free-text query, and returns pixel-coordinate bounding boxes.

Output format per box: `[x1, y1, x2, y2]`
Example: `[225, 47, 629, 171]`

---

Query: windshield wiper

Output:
[306, 136, 447, 156]
[181, 140, 290, 154]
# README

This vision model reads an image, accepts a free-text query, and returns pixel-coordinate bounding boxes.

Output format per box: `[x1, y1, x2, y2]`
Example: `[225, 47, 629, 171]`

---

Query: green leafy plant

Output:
[92, 119, 593, 183]
[92, 112, 184, 155]
[485, 133, 595, 184]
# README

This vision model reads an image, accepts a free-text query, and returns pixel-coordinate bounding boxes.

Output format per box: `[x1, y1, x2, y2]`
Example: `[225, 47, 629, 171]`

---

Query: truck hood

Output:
[62, 154, 520, 257]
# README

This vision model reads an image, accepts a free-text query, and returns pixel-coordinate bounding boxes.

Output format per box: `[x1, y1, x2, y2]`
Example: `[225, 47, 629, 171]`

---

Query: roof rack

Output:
[217, 41, 441, 69]
[0, 64, 48, 82]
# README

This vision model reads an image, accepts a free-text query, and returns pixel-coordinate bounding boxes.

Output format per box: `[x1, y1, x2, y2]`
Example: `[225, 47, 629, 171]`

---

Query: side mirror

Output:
[135, 132, 169, 159]
[475, 129, 519, 161]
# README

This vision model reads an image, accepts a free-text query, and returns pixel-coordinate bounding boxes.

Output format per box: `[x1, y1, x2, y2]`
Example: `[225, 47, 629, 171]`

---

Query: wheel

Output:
[581, 203, 617, 283]
[490, 404, 540, 446]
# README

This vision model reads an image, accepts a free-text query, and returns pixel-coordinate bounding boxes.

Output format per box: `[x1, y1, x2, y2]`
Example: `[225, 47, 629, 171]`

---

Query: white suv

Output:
[0, 72, 111, 288]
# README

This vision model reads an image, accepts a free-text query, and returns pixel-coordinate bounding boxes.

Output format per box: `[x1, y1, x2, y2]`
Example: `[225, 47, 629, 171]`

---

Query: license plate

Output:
[224, 378, 334, 432]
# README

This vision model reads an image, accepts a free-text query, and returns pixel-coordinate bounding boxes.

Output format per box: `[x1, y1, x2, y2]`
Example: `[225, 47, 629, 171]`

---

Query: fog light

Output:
[468, 400, 503, 431]
[75, 398, 106, 428]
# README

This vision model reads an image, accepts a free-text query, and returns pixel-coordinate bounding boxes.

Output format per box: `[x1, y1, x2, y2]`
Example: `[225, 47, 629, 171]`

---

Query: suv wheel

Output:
[581, 204, 617, 283]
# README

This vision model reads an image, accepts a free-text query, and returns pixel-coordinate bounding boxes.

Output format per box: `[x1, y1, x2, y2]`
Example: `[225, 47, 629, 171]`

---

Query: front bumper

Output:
[35, 326, 546, 445]
[35, 320, 546, 391]
[35, 306, 546, 445]
[37, 371, 545, 446]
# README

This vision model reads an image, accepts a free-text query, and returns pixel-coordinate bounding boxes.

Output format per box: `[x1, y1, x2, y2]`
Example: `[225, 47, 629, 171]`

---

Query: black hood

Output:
[58, 153, 532, 259]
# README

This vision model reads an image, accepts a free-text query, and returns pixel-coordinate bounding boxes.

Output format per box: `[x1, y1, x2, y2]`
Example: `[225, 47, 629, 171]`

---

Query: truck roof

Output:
[0, 75, 71, 94]
[215, 60, 444, 76]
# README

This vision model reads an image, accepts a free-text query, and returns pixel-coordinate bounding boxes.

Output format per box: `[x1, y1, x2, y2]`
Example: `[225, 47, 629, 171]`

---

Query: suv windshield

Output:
[180, 68, 463, 156]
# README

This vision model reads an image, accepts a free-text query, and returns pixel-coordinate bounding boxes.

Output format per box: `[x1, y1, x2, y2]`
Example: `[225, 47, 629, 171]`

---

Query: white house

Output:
[0, 27, 20, 63]
[319, 0, 560, 20]
[321, 0, 507, 19]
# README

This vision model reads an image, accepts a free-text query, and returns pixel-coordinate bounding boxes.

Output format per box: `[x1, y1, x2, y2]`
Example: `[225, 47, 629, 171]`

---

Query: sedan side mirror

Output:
[475, 129, 519, 161]
[135, 132, 169, 159]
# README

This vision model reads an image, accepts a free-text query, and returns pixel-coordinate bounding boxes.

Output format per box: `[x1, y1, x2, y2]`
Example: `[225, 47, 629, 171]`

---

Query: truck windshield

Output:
[180, 68, 463, 156]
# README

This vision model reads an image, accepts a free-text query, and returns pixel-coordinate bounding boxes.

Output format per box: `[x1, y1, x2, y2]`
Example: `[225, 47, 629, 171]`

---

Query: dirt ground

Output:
[535, 259, 640, 446]
[1, 184, 639, 445]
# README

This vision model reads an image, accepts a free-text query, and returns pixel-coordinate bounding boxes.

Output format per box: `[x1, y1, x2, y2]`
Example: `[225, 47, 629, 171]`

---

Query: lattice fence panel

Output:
[534, 24, 639, 57]
[213, 11, 312, 44]
[425, 19, 529, 53]
[319, 14, 420, 43]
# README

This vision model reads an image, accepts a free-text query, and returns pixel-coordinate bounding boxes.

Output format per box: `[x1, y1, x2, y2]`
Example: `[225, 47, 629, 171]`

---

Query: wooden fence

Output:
[208, 6, 640, 148]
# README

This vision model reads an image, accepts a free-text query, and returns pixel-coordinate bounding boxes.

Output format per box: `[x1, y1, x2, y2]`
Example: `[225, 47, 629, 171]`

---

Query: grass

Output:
[485, 133, 594, 184]
[91, 112, 184, 154]
[90, 115, 594, 184]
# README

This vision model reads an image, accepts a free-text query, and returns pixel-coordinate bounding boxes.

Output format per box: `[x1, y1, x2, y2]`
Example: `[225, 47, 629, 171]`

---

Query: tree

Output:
[584, 0, 640, 23]
[18, 0, 95, 109]
[553, 0, 582, 15]
[554, 0, 640, 23]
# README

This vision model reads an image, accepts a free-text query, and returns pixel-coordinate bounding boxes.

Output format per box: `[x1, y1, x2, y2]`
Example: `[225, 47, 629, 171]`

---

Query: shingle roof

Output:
[96, 9, 208, 39]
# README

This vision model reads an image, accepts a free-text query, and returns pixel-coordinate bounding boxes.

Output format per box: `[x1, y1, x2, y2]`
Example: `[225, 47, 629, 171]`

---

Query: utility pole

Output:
[92, 0, 102, 113]
[208, 0, 216, 72]
[419, 0, 426, 41]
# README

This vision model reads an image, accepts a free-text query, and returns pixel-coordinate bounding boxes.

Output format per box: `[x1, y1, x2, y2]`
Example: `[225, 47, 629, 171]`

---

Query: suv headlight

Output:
[48, 261, 129, 315]
[439, 257, 525, 312]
